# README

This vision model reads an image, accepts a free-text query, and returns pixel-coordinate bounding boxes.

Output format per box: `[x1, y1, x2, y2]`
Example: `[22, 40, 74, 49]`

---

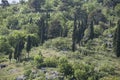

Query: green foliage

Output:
[0, 36, 12, 55]
[43, 37, 72, 51]
[24, 69, 32, 79]
[73, 63, 100, 80]
[23, 23, 38, 34]
[94, 25, 104, 37]
[8, 31, 26, 48]
[0, 0, 119, 79]
[113, 19, 120, 57]
[48, 19, 63, 38]
[26, 35, 32, 53]
[6, 16, 19, 30]
[34, 54, 43, 68]
[115, 4, 120, 17]
[14, 38, 25, 61]
[88, 21, 94, 40]
[58, 57, 74, 76]
[37, 16, 46, 44]
[44, 56, 58, 67]
[28, 0, 45, 11]
[0, 27, 9, 35]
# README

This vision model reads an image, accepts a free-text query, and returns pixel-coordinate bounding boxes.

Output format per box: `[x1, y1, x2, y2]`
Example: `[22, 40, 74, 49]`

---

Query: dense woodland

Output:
[0, 0, 120, 80]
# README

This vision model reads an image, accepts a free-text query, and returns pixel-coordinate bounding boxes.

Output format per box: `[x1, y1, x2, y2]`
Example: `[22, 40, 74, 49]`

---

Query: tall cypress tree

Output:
[37, 17, 46, 45]
[89, 20, 94, 40]
[77, 21, 84, 45]
[113, 19, 120, 57]
[9, 53, 12, 62]
[14, 39, 24, 62]
[26, 35, 32, 58]
[72, 13, 77, 52]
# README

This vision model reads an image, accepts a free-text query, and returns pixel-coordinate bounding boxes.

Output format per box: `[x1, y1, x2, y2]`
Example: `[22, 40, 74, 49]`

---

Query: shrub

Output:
[99, 64, 115, 75]
[94, 25, 104, 37]
[34, 54, 43, 68]
[44, 56, 58, 67]
[24, 69, 32, 77]
[58, 57, 74, 76]
[43, 37, 72, 51]
[27, 34, 39, 47]
[74, 69, 86, 80]
[8, 30, 26, 48]
[0, 36, 13, 55]
[73, 63, 100, 80]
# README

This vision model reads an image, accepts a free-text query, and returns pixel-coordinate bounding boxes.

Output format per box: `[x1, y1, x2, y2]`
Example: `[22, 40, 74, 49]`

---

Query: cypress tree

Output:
[37, 17, 45, 45]
[89, 21, 94, 39]
[72, 13, 77, 52]
[77, 21, 84, 45]
[26, 35, 32, 58]
[14, 39, 24, 62]
[9, 53, 12, 62]
[113, 19, 120, 57]
[14, 43, 18, 60]
[88, 20, 94, 40]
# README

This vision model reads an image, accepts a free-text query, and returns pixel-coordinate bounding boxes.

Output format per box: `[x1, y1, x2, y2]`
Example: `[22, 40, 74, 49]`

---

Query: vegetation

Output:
[0, 0, 120, 80]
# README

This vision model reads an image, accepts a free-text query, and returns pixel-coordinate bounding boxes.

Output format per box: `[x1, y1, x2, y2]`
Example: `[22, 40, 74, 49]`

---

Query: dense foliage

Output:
[0, 0, 120, 80]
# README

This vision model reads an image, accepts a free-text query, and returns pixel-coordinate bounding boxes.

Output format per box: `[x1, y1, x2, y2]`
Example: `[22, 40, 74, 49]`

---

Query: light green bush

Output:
[44, 56, 58, 67]
[34, 54, 43, 68]
[58, 57, 74, 76]
[43, 37, 72, 51]
[94, 25, 104, 37]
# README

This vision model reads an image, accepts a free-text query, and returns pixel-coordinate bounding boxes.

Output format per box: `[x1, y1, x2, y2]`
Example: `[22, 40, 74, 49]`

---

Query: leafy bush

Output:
[43, 37, 72, 51]
[73, 63, 101, 80]
[34, 54, 43, 68]
[115, 4, 120, 17]
[94, 25, 104, 37]
[58, 57, 74, 76]
[44, 56, 58, 67]
[27, 34, 39, 47]
[0, 36, 13, 54]
[99, 64, 115, 75]
[8, 30, 26, 48]
[0, 27, 9, 35]
[24, 69, 32, 77]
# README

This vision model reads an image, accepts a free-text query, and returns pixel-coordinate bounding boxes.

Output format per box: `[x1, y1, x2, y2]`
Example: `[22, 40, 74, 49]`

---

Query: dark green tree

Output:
[9, 53, 12, 62]
[72, 8, 88, 51]
[8, 48, 13, 62]
[113, 19, 120, 57]
[14, 39, 25, 62]
[26, 35, 32, 58]
[88, 20, 94, 40]
[19, 0, 25, 4]
[48, 19, 62, 38]
[28, 0, 45, 12]
[37, 17, 46, 44]
[1, 0, 9, 8]
[77, 21, 84, 45]
[72, 13, 77, 52]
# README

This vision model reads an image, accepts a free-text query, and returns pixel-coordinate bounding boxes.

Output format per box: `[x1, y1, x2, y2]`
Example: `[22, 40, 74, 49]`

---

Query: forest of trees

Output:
[0, 0, 120, 80]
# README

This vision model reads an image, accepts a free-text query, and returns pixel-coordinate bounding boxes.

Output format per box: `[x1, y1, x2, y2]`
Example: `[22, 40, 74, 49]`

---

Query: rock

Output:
[45, 71, 60, 80]
[9, 69, 19, 74]
[0, 64, 7, 69]
[16, 75, 26, 80]
[108, 34, 113, 38]
[32, 69, 37, 74]
[41, 67, 47, 73]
